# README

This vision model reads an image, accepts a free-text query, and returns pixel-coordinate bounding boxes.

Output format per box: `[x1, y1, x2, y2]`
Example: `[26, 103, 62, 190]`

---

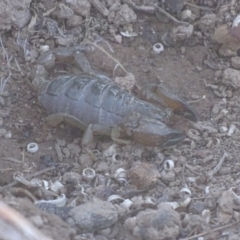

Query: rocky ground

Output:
[1, 0, 240, 239]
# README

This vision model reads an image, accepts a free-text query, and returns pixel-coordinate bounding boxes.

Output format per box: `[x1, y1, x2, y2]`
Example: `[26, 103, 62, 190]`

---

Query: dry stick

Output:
[207, 152, 228, 180]
[180, 221, 239, 240]
[127, 0, 155, 14]
[10, 187, 37, 202]
[154, 4, 189, 25]
[0, 36, 12, 93]
[185, 2, 214, 10]
[181, 163, 187, 186]
[84, 40, 129, 75]
[188, 95, 206, 103]
[0, 201, 53, 240]
[0, 166, 55, 193]
[95, 36, 114, 53]
[84, 40, 141, 91]
[0, 168, 12, 171]
[133, 5, 155, 14]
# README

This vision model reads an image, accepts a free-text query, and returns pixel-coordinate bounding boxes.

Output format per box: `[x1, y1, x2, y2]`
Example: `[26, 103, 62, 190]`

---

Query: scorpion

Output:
[31, 46, 197, 147]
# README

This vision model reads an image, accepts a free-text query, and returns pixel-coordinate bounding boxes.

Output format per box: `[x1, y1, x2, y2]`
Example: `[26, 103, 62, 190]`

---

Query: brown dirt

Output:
[1, 1, 240, 240]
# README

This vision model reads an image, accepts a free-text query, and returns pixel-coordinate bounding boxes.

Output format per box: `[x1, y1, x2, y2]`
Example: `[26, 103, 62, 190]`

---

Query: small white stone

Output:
[231, 57, 240, 69]
[4, 131, 11, 139]
[114, 34, 122, 44]
[222, 68, 240, 89]
[220, 126, 228, 133]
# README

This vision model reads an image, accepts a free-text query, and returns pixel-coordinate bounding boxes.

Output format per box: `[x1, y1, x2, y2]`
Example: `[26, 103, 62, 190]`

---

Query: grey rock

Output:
[37, 198, 118, 233]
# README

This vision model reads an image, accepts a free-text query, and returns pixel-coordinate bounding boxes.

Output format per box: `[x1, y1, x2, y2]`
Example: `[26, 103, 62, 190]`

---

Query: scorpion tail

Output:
[134, 84, 198, 122]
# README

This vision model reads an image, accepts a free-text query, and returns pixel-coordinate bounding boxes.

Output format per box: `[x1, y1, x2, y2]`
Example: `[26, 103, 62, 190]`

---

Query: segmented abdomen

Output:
[38, 74, 168, 128]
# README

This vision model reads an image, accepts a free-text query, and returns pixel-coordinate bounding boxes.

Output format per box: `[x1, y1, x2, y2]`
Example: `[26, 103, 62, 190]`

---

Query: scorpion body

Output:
[32, 47, 197, 147]
[39, 74, 168, 129]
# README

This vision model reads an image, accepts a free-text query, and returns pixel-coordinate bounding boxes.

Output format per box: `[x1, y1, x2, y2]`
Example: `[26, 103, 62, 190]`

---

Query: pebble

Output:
[4, 131, 11, 139]
[180, 46, 185, 54]
[128, 162, 160, 189]
[62, 147, 71, 158]
[214, 70, 222, 78]
[79, 154, 93, 167]
[67, 143, 81, 156]
[29, 215, 44, 227]
[38, 198, 118, 233]
[66, 0, 91, 17]
[57, 139, 66, 147]
[124, 203, 181, 239]
[231, 56, 240, 69]
[161, 171, 175, 183]
[212, 103, 221, 115]
[195, 66, 202, 72]
[114, 34, 122, 44]
[67, 15, 83, 27]
[96, 162, 109, 172]
[191, 94, 200, 100]
[68, 198, 118, 232]
[219, 46, 236, 57]
[198, 14, 216, 31]
[222, 68, 240, 89]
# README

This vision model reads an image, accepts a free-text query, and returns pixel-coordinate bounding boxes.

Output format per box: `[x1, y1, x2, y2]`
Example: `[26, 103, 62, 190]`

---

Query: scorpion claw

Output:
[121, 114, 186, 147]
[135, 84, 198, 122]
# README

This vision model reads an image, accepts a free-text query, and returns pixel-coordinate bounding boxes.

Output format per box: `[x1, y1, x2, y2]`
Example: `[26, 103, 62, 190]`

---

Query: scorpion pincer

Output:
[31, 47, 197, 147]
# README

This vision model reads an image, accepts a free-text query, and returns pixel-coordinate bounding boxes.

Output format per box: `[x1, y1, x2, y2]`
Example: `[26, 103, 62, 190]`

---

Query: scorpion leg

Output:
[135, 84, 197, 122]
[44, 113, 113, 145]
[110, 127, 132, 145]
[82, 124, 131, 145]
[40, 113, 87, 142]
[82, 124, 112, 145]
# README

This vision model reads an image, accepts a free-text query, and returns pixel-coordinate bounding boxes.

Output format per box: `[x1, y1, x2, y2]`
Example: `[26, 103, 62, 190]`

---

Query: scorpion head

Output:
[121, 113, 186, 147]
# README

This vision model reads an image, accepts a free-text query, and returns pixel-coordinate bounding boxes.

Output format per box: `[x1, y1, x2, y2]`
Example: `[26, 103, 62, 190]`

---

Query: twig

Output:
[43, 5, 57, 17]
[0, 36, 9, 60]
[23, 36, 29, 58]
[10, 187, 37, 202]
[0, 200, 53, 240]
[179, 221, 239, 240]
[94, 36, 114, 53]
[207, 152, 228, 180]
[0, 71, 12, 94]
[0, 168, 12, 171]
[0, 166, 55, 192]
[84, 40, 129, 75]
[188, 95, 206, 103]
[181, 163, 187, 186]
[154, 4, 189, 25]
[0, 35, 12, 93]
[126, 0, 155, 14]
[202, 79, 218, 90]
[14, 57, 22, 73]
[185, 2, 214, 11]
[133, 4, 155, 14]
